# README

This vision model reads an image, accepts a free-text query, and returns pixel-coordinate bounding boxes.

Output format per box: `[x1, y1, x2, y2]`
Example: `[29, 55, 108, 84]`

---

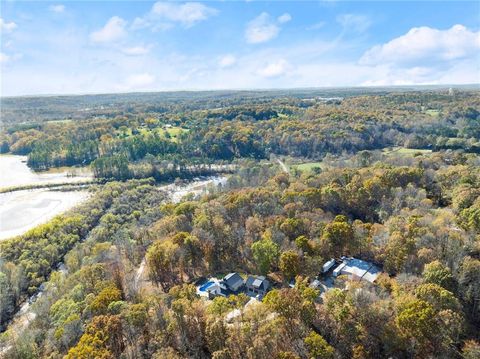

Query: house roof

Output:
[310, 279, 321, 288]
[223, 272, 244, 289]
[252, 278, 263, 288]
[339, 258, 381, 283]
[322, 258, 336, 272]
[333, 262, 346, 275]
[362, 265, 381, 283]
[245, 275, 270, 291]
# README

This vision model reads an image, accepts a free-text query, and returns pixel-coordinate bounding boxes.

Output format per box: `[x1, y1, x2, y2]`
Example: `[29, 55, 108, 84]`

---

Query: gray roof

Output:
[252, 279, 263, 288]
[223, 272, 243, 289]
[336, 258, 381, 283]
[245, 275, 270, 291]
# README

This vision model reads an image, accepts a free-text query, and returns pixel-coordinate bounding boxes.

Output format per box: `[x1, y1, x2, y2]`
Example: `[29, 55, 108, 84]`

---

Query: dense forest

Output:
[1, 89, 479, 177]
[3, 87, 467, 124]
[1, 88, 480, 358]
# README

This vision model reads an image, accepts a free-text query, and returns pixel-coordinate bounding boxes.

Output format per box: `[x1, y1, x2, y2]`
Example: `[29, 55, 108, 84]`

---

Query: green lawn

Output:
[425, 109, 440, 117]
[291, 148, 431, 172]
[159, 126, 189, 142]
[291, 161, 324, 172]
[382, 147, 432, 157]
[46, 119, 73, 124]
[116, 126, 188, 142]
[164, 126, 189, 136]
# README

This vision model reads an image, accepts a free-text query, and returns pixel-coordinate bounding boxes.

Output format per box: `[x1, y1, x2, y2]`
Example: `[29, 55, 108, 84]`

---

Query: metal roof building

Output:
[333, 258, 381, 283]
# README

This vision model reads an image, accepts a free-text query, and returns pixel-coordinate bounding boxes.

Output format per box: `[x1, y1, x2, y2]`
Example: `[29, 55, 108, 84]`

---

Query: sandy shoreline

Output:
[0, 154, 92, 189]
[0, 155, 93, 240]
[0, 189, 90, 240]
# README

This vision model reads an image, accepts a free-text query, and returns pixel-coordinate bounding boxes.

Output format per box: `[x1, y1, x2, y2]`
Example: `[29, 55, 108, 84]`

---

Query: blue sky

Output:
[1, 1, 479, 96]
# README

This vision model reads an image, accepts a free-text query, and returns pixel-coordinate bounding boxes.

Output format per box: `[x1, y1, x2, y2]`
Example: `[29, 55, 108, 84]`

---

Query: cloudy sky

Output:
[1, 1, 479, 96]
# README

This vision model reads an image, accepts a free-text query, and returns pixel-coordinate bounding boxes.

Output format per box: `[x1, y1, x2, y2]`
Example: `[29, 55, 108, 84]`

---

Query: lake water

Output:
[0, 155, 92, 240]
[0, 155, 92, 188]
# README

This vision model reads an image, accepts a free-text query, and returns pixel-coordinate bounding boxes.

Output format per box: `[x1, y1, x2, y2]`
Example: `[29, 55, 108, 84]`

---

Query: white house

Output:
[333, 258, 381, 283]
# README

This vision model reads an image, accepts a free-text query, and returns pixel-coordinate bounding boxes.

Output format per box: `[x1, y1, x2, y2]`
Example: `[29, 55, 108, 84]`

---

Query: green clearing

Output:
[117, 126, 189, 142]
[425, 109, 440, 117]
[46, 119, 73, 124]
[163, 126, 189, 138]
[289, 147, 432, 173]
[382, 147, 432, 157]
[159, 126, 189, 142]
[291, 161, 324, 172]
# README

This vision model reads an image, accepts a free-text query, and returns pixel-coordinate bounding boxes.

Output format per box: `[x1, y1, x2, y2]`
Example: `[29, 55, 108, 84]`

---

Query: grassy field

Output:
[161, 126, 189, 141]
[425, 109, 440, 117]
[287, 147, 432, 173]
[118, 126, 189, 142]
[291, 161, 324, 172]
[382, 147, 432, 157]
[46, 119, 73, 124]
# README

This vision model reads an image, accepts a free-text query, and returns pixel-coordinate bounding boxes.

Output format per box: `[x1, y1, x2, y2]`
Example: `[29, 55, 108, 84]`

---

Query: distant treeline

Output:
[1, 90, 479, 180]
[1, 87, 450, 124]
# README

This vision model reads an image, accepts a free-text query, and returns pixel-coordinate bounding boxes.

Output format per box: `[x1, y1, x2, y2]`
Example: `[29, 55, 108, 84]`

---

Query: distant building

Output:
[245, 275, 270, 299]
[221, 272, 244, 292]
[332, 258, 381, 283]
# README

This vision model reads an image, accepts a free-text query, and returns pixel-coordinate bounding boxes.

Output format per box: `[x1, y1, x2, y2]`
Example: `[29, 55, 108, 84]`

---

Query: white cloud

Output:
[125, 73, 155, 89]
[278, 13, 292, 24]
[134, 2, 218, 30]
[337, 14, 371, 33]
[358, 58, 480, 87]
[245, 12, 280, 44]
[3, 19, 477, 96]
[357, 24, 480, 86]
[131, 17, 149, 30]
[0, 52, 22, 64]
[90, 16, 127, 43]
[257, 59, 291, 78]
[0, 52, 10, 63]
[435, 58, 480, 85]
[49, 4, 65, 13]
[219, 54, 236, 68]
[122, 45, 152, 56]
[360, 24, 480, 67]
[0, 18, 17, 33]
[153, 2, 218, 26]
[307, 21, 326, 31]
[131, 17, 173, 32]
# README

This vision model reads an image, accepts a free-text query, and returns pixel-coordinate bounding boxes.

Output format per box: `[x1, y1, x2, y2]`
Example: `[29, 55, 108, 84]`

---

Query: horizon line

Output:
[2, 83, 479, 99]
